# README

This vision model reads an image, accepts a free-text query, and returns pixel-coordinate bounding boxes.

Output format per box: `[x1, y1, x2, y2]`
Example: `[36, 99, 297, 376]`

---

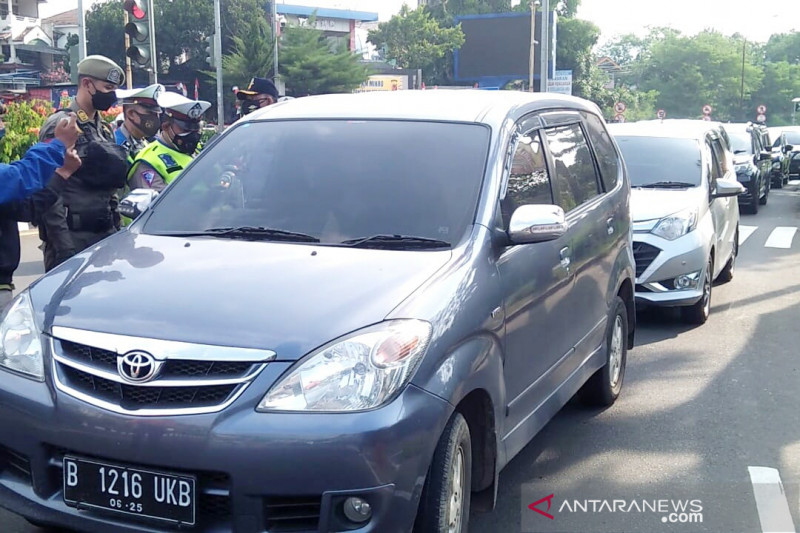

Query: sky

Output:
[39, 0, 800, 44]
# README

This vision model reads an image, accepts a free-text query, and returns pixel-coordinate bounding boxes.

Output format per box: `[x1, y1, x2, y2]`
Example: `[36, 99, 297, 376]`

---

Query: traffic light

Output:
[124, 0, 152, 69]
[205, 34, 215, 67]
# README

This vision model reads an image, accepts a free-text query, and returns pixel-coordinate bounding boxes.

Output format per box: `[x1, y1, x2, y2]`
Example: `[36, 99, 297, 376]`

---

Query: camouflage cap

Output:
[77, 55, 125, 86]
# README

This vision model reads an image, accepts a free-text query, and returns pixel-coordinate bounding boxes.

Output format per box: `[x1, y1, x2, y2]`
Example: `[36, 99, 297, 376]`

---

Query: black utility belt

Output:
[65, 208, 115, 233]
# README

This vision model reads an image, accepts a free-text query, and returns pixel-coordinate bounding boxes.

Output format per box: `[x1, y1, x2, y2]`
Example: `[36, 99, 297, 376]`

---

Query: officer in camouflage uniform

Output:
[128, 92, 211, 191]
[37, 55, 129, 272]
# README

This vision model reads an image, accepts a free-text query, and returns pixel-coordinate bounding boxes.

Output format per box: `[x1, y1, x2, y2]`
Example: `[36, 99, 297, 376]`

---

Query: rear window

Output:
[614, 136, 702, 187]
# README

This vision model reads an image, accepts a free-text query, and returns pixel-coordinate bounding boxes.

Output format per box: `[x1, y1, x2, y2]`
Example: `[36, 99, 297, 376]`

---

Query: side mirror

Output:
[508, 204, 568, 244]
[758, 150, 772, 162]
[119, 188, 160, 220]
[784, 144, 794, 153]
[712, 178, 746, 199]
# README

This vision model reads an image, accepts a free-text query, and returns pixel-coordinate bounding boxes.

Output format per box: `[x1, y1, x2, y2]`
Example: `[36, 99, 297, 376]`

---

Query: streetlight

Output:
[529, 0, 540, 92]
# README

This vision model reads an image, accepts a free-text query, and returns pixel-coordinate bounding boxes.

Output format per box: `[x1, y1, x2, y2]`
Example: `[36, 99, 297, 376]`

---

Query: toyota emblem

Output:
[118, 351, 158, 383]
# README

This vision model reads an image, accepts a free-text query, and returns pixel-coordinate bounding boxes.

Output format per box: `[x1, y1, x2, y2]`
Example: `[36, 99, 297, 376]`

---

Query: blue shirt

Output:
[0, 139, 66, 205]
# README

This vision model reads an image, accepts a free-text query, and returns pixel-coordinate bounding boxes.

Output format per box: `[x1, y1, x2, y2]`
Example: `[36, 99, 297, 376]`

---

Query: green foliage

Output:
[367, 5, 464, 84]
[85, 1, 125, 70]
[221, 14, 274, 90]
[556, 18, 601, 99]
[280, 21, 369, 96]
[0, 101, 54, 164]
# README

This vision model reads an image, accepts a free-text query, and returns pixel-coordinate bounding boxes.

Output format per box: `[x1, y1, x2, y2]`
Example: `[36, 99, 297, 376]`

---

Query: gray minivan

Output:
[0, 91, 635, 532]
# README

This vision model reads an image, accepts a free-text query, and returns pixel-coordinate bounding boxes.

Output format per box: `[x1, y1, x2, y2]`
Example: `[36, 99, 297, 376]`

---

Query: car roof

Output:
[607, 119, 724, 140]
[238, 90, 602, 128]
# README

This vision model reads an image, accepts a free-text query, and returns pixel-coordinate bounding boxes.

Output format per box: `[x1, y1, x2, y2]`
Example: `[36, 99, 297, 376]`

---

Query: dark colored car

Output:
[0, 91, 635, 533]
[723, 123, 772, 213]
[777, 127, 800, 179]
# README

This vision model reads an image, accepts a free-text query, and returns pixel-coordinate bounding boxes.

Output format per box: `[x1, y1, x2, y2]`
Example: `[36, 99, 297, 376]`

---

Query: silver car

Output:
[608, 120, 744, 324]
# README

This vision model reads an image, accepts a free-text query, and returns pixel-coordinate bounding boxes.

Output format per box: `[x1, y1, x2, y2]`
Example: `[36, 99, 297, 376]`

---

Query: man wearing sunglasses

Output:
[127, 92, 210, 191]
[236, 77, 280, 117]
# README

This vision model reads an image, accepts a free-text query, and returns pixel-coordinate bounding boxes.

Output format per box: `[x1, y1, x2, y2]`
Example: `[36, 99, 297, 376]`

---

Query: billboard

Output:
[354, 74, 409, 92]
[546, 70, 573, 95]
[454, 11, 556, 84]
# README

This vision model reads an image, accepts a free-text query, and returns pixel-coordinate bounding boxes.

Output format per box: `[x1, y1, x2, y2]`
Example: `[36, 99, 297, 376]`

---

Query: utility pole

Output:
[540, 0, 549, 92]
[528, 0, 539, 92]
[740, 38, 746, 121]
[77, 0, 86, 60]
[214, 0, 224, 132]
[123, 11, 133, 89]
[147, 0, 157, 83]
[272, 0, 279, 80]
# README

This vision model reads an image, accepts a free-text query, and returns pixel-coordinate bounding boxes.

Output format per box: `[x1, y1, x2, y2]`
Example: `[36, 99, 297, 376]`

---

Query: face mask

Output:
[242, 100, 260, 115]
[132, 111, 160, 138]
[90, 83, 118, 111]
[171, 126, 201, 155]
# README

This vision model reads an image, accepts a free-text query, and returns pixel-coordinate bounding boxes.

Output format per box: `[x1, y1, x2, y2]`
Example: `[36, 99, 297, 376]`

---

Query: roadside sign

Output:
[702, 104, 712, 115]
[614, 113, 626, 123]
[614, 102, 627, 114]
[757, 104, 767, 114]
[657, 109, 666, 119]
[757, 114, 767, 123]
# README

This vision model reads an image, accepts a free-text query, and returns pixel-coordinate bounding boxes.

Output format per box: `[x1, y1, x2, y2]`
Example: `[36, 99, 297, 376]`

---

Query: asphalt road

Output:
[3, 184, 800, 532]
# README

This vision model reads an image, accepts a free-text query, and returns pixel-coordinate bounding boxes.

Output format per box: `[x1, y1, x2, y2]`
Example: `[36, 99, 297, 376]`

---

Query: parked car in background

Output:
[768, 127, 789, 188]
[608, 119, 744, 325]
[0, 91, 636, 533]
[777, 126, 800, 179]
[722, 122, 772, 213]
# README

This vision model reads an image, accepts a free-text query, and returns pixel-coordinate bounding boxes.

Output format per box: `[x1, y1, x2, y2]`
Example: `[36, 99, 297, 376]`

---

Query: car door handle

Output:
[559, 247, 571, 269]
[607, 217, 615, 235]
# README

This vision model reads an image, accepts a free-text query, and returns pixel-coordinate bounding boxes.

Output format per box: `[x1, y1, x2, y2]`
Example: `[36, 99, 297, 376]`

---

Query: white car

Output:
[608, 120, 745, 324]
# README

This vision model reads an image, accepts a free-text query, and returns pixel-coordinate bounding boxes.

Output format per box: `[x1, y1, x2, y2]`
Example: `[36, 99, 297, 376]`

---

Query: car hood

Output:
[630, 187, 702, 222]
[35, 232, 452, 361]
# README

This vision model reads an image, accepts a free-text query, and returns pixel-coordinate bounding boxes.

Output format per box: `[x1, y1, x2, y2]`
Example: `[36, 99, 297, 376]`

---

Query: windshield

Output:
[143, 120, 490, 246]
[784, 131, 800, 144]
[727, 132, 752, 154]
[613, 136, 702, 187]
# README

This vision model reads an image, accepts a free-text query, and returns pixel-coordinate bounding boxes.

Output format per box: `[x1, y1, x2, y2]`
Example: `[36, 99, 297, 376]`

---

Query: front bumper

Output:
[0, 364, 452, 533]
[633, 232, 708, 308]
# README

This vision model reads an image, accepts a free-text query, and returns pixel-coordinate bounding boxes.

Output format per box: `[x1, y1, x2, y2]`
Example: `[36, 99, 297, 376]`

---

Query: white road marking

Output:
[748, 466, 797, 533]
[739, 225, 758, 245]
[764, 227, 798, 249]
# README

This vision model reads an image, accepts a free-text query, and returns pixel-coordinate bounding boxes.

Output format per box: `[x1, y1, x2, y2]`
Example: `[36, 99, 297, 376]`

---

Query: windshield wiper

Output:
[340, 234, 451, 249]
[155, 226, 320, 242]
[637, 181, 696, 189]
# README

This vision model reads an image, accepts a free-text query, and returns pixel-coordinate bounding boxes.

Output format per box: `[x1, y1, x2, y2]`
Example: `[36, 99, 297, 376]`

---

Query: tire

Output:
[415, 412, 472, 533]
[579, 296, 628, 407]
[718, 227, 737, 283]
[749, 192, 759, 214]
[682, 255, 713, 325]
[759, 177, 769, 205]
[774, 174, 783, 189]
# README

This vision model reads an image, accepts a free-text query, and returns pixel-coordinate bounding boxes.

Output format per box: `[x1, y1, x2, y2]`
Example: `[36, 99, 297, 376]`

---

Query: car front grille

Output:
[265, 496, 322, 532]
[51, 330, 272, 416]
[633, 241, 661, 278]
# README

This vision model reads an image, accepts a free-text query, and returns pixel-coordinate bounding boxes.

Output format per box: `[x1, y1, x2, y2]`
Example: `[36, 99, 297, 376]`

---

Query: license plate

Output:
[63, 456, 196, 526]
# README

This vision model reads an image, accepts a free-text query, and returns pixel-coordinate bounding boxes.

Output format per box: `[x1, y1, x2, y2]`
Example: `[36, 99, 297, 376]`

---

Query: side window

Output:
[544, 124, 601, 212]
[501, 129, 552, 227]
[708, 140, 722, 183]
[582, 112, 620, 191]
[710, 136, 731, 176]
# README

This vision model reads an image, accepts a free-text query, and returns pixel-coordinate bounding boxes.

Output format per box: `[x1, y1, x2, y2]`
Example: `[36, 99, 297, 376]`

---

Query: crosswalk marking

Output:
[748, 467, 797, 533]
[764, 227, 798, 249]
[739, 225, 758, 245]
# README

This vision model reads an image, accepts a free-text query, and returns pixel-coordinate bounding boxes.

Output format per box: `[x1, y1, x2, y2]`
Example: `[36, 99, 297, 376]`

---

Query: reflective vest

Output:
[128, 140, 193, 186]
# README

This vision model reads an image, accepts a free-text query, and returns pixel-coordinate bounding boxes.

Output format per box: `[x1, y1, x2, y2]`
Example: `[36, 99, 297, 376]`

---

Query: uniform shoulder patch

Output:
[158, 153, 182, 172]
[142, 170, 156, 186]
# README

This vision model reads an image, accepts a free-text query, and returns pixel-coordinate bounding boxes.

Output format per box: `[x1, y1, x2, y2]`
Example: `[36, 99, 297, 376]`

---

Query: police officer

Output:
[236, 77, 279, 117]
[115, 84, 164, 164]
[128, 92, 210, 191]
[37, 55, 129, 272]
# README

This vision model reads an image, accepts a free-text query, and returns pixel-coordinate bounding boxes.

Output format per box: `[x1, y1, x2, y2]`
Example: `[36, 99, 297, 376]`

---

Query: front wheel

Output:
[415, 412, 472, 533]
[579, 296, 628, 406]
[760, 177, 769, 205]
[683, 255, 713, 325]
[718, 228, 737, 283]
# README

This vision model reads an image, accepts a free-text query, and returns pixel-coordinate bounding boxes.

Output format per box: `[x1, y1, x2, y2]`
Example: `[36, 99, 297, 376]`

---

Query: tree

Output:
[764, 32, 800, 64]
[222, 0, 269, 55]
[554, 18, 601, 99]
[153, 0, 214, 79]
[367, 5, 464, 84]
[221, 14, 274, 90]
[280, 22, 369, 96]
[85, 1, 125, 70]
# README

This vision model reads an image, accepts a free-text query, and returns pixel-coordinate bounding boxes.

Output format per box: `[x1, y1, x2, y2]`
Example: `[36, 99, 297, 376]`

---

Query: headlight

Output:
[0, 291, 44, 381]
[651, 209, 698, 241]
[258, 320, 432, 412]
